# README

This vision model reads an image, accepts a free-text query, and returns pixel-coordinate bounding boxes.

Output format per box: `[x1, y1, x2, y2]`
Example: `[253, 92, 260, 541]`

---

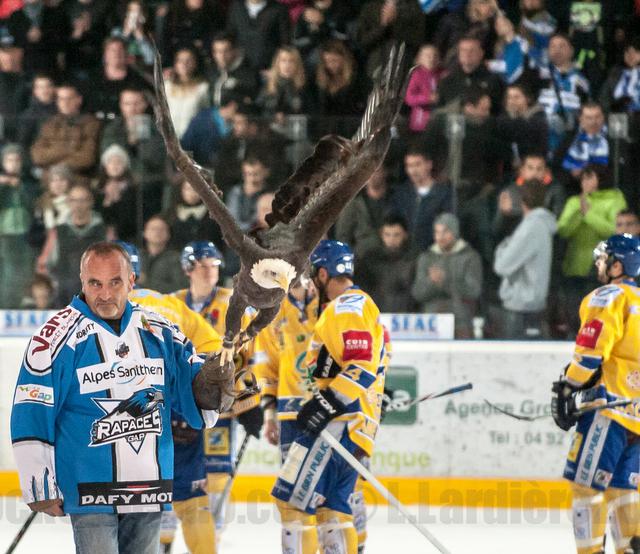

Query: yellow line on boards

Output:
[0, 472, 573, 509]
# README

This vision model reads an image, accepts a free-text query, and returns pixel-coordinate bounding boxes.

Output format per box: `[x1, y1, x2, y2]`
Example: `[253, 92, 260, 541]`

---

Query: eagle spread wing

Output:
[152, 48, 255, 255]
[260, 44, 408, 252]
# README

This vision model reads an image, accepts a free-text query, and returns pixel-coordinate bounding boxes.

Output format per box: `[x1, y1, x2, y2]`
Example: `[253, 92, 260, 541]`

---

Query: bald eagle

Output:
[153, 44, 408, 364]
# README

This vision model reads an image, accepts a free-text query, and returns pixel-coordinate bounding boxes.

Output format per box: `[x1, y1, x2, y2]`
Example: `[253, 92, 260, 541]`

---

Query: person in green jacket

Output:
[557, 164, 627, 334]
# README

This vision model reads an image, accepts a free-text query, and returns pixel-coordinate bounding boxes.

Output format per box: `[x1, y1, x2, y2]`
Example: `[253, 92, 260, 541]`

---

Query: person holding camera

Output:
[110, 0, 155, 67]
[100, 87, 167, 218]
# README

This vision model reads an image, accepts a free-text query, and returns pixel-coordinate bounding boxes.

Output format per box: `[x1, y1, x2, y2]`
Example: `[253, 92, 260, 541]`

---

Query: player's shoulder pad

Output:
[24, 306, 82, 376]
[587, 285, 624, 308]
[134, 303, 173, 328]
[332, 290, 369, 317]
[135, 304, 187, 344]
[129, 287, 163, 301]
[217, 287, 234, 299]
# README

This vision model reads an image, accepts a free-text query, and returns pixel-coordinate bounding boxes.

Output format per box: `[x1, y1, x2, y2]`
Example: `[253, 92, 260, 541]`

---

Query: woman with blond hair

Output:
[257, 46, 310, 119]
[34, 164, 73, 273]
[312, 39, 367, 137]
[165, 46, 211, 138]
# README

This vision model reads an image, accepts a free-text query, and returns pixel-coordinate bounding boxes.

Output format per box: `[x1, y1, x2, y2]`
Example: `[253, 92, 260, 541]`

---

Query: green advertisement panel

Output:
[383, 365, 418, 425]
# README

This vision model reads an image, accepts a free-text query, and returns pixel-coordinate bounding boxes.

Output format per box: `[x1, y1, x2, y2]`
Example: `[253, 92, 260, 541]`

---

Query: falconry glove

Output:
[192, 351, 236, 413]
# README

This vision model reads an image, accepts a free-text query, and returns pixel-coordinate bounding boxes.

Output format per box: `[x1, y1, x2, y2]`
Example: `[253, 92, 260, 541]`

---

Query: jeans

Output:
[70, 511, 161, 554]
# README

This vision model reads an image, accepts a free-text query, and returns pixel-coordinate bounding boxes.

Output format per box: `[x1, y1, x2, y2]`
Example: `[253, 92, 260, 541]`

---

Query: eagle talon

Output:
[236, 331, 252, 351]
[220, 346, 235, 367]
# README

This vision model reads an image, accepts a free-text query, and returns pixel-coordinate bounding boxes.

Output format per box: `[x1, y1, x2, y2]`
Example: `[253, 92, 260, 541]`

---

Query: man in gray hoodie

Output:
[494, 179, 557, 339]
[411, 213, 483, 338]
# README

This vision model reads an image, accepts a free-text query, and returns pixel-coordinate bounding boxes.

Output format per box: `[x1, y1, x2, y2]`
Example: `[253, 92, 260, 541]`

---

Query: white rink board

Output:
[0, 337, 574, 479]
[237, 341, 576, 478]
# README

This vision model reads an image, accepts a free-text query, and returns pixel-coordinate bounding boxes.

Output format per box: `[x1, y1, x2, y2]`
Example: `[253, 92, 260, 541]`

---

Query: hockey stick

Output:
[483, 398, 639, 422]
[4, 511, 36, 554]
[319, 429, 451, 554]
[212, 433, 251, 521]
[390, 382, 473, 411]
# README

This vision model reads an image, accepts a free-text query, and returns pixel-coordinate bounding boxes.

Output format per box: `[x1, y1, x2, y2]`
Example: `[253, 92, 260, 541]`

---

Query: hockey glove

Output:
[172, 420, 201, 444]
[237, 404, 264, 439]
[551, 379, 578, 431]
[297, 388, 347, 435]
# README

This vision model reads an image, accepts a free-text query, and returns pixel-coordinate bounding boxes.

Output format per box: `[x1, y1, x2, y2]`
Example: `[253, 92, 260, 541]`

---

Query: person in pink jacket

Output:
[405, 44, 443, 132]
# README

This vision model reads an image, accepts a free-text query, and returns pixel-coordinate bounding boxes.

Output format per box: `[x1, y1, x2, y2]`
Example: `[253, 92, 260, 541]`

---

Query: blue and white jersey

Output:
[418, 0, 465, 14]
[10, 296, 218, 514]
[538, 65, 590, 118]
[520, 12, 557, 71]
[489, 36, 529, 84]
[613, 67, 640, 112]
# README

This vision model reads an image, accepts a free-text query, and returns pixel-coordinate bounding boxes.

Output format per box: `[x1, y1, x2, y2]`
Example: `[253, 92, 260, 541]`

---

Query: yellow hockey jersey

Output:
[251, 293, 319, 420]
[174, 286, 255, 368]
[129, 287, 221, 353]
[566, 281, 640, 434]
[173, 286, 257, 416]
[306, 287, 386, 457]
[173, 286, 234, 337]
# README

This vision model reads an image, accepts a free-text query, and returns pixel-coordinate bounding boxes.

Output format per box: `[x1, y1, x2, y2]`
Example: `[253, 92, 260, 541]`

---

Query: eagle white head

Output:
[250, 258, 297, 291]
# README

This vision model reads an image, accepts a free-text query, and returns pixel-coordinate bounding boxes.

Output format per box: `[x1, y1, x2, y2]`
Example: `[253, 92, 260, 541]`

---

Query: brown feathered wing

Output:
[262, 43, 408, 252]
[152, 48, 258, 256]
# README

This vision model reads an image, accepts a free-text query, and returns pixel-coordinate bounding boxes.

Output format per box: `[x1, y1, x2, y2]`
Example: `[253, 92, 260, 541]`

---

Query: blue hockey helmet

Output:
[113, 240, 141, 279]
[593, 234, 640, 277]
[181, 241, 223, 272]
[309, 240, 354, 278]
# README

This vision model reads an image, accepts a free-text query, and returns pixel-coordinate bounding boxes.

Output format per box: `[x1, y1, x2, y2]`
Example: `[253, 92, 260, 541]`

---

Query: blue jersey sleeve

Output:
[11, 335, 67, 504]
[167, 325, 219, 430]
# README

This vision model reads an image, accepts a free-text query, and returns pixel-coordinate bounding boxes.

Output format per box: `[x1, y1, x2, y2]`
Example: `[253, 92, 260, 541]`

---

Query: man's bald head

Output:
[80, 242, 135, 320]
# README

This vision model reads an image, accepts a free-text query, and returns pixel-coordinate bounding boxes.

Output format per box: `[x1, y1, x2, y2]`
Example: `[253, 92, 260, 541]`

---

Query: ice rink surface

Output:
[0, 498, 617, 553]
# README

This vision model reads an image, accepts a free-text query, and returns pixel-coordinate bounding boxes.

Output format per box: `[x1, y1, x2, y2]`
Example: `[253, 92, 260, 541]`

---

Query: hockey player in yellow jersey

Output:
[173, 241, 263, 539]
[115, 242, 220, 554]
[251, 277, 320, 551]
[173, 241, 232, 337]
[553, 234, 640, 554]
[272, 240, 387, 554]
[252, 277, 318, 454]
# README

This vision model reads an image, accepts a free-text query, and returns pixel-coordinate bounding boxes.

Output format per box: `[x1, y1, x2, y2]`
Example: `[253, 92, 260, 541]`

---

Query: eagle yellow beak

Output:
[276, 275, 290, 291]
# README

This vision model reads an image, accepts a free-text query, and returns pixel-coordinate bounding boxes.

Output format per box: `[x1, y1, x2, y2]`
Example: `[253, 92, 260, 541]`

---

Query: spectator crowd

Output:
[0, 0, 639, 339]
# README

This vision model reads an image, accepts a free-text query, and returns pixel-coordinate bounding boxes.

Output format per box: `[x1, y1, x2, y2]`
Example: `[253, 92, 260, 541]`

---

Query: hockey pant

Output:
[160, 495, 216, 554]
